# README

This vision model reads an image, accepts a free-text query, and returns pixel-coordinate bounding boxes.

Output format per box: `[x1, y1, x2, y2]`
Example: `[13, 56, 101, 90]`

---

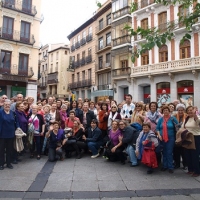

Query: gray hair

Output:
[61, 104, 68, 109]
[4, 99, 11, 104]
[176, 103, 186, 111]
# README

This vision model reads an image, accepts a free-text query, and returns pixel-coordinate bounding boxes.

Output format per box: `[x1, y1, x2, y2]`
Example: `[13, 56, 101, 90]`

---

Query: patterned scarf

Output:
[147, 111, 160, 124]
[162, 116, 170, 142]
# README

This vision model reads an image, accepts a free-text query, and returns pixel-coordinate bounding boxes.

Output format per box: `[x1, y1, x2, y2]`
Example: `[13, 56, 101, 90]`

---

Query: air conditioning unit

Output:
[107, 84, 112, 89]
[92, 86, 98, 91]
[105, 63, 110, 67]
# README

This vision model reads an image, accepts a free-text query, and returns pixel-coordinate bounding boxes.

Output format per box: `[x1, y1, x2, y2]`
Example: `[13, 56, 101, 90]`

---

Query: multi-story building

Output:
[129, 1, 200, 107]
[92, 0, 113, 102]
[0, 0, 41, 100]
[111, 0, 133, 102]
[47, 44, 70, 99]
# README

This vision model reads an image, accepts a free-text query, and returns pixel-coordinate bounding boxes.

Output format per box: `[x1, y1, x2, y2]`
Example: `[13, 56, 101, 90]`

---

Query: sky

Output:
[40, 0, 107, 46]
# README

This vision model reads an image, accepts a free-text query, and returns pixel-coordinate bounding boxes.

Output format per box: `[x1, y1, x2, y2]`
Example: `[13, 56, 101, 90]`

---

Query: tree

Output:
[125, 0, 200, 62]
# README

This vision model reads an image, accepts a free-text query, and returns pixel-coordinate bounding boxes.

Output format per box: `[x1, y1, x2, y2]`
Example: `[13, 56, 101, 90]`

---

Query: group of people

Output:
[0, 93, 200, 177]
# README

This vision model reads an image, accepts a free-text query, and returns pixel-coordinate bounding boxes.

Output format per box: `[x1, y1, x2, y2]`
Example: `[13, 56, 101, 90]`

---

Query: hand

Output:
[82, 135, 86, 140]
[135, 151, 139, 158]
[118, 135, 123, 141]
[158, 135, 162, 141]
[49, 125, 53, 131]
[56, 146, 61, 151]
[111, 147, 116, 153]
[142, 141, 146, 145]
[40, 132, 44, 136]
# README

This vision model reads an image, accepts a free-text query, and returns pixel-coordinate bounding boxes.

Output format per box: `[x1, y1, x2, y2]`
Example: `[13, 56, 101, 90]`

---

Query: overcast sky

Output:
[40, 0, 107, 46]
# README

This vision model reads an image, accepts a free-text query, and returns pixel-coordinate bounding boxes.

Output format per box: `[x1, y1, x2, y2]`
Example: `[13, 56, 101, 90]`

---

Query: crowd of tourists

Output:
[0, 93, 200, 177]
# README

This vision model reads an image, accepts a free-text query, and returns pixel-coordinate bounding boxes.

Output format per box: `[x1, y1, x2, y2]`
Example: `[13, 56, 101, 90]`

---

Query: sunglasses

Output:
[136, 105, 141, 107]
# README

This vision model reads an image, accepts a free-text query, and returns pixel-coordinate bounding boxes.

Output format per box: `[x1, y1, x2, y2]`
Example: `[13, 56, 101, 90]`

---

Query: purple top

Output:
[109, 129, 122, 146]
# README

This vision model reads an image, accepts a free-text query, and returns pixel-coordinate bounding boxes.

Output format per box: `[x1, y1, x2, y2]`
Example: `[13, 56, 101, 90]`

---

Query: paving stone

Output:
[190, 194, 200, 200]
[0, 192, 25, 198]
[100, 191, 136, 198]
[71, 180, 99, 191]
[43, 180, 72, 192]
[98, 180, 127, 191]
[23, 192, 41, 199]
[124, 180, 154, 190]
[101, 198, 130, 200]
[135, 189, 176, 197]
[73, 172, 97, 180]
[161, 195, 193, 200]
[40, 192, 72, 199]
[28, 181, 47, 192]
[72, 191, 99, 199]
[131, 197, 162, 200]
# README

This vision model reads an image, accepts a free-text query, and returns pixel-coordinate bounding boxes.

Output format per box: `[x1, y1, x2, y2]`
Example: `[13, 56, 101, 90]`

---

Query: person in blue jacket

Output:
[0, 99, 19, 170]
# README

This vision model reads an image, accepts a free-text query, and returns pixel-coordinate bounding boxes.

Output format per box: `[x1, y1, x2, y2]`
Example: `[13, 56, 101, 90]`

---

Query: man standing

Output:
[121, 94, 135, 123]
[0, 95, 8, 110]
[47, 96, 53, 106]
[10, 94, 23, 111]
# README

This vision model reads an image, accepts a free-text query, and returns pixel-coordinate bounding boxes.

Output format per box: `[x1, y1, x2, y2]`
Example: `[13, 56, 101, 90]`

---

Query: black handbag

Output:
[155, 139, 163, 154]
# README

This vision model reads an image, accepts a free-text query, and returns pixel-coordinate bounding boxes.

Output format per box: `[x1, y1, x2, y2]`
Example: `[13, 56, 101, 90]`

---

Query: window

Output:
[107, 14, 111, 25]
[77, 72, 80, 81]
[112, 0, 128, 12]
[158, 12, 167, 32]
[72, 74, 74, 82]
[180, 40, 190, 59]
[179, 5, 189, 27]
[56, 52, 59, 60]
[106, 53, 111, 64]
[73, 38, 76, 45]
[45, 64, 47, 70]
[42, 65, 44, 71]
[88, 69, 91, 79]
[77, 35, 80, 42]
[56, 62, 58, 71]
[99, 19, 103, 30]
[22, 0, 32, 14]
[77, 53, 80, 61]
[82, 31, 86, 39]
[18, 53, 28, 73]
[89, 27, 92, 36]
[106, 32, 111, 45]
[99, 37, 103, 50]
[141, 18, 148, 30]
[99, 56, 103, 69]
[82, 71, 85, 80]
[141, 51, 149, 65]
[159, 45, 168, 62]
[88, 48, 91, 55]
[121, 60, 128, 68]
[1, 50, 11, 69]
[20, 21, 30, 43]
[65, 51, 67, 55]
[5, 0, 15, 6]
[51, 53, 53, 62]
[2, 16, 14, 39]
[82, 51, 85, 58]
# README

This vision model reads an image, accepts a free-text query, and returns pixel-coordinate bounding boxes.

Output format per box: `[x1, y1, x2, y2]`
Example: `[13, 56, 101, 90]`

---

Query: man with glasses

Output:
[121, 94, 135, 123]
[10, 94, 24, 111]
[118, 120, 138, 167]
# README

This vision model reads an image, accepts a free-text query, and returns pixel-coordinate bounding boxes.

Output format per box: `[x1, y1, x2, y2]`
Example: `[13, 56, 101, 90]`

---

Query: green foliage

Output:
[127, 0, 200, 62]
[96, 1, 102, 8]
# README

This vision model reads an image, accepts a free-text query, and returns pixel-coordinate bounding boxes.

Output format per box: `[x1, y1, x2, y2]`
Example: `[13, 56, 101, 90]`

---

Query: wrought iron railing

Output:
[112, 67, 131, 77]
[113, 35, 131, 46]
[95, 20, 111, 34]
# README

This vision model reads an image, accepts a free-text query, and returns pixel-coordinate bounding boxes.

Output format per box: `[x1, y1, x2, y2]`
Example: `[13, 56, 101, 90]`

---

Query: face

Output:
[78, 98, 82, 103]
[126, 96, 132, 104]
[72, 101, 77, 108]
[83, 103, 89, 111]
[69, 113, 75, 118]
[2, 95, 8, 102]
[23, 103, 28, 110]
[150, 103, 157, 112]
[32, 106, 38, 114]
[4, 102, 11, 111]
[163, 108, 170, 116]
[111, 105, 117, 112]
[78, 103, 82, 109]
[17, 94, 23, 102]
[102, 104, 107, 110]
[187, 107, 194, 117]
[61, 107, 67, 112]
[48, 97, 53, 104]
[95, 104, 100, 110]
[118, 104, 122, 109]
[51, 104, 57, 111]
[143, 125, 150, 133]
[145, 104, 149, 111]
[90, 103, 94, 109]
[106, 99, 110, 105]
[42, 100, 46, 105]
[178, 108, 184, 116]
[37, 104, 42, 110]
[169, 105, 174, 112]
[73, 121, 79, 128]
[112, 121, 118, 130]
[56, 101, 61, 107]
[119, 122, 125, 130]
[53, 123, 59, 130]
[91, 122, 96, 129]
[18, 103, 24, 112]
[44, 107, 50, 113]
[135, 104, 142, 111]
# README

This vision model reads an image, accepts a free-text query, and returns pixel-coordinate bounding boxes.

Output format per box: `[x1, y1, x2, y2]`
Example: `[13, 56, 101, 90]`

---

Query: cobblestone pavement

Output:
[0, 153, 200, 199]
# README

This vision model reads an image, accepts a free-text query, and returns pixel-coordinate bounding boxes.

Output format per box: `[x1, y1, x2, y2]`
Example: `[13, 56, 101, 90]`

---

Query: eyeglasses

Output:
[136, 105, 141, 107]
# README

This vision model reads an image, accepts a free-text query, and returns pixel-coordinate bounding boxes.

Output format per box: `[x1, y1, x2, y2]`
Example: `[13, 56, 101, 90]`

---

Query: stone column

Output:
[26, 82, 37, 103]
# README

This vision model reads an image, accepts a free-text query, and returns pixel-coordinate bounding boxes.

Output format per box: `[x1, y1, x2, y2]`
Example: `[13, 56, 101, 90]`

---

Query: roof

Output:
[48, 46, 69, 53]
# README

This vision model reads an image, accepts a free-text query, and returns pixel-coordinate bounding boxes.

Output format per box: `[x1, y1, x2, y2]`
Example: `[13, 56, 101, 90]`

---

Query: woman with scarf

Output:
[135, 122, 158, 174]
[131, 102, 146, 124]
[144, 102, 162, 133]
[173, 103, 187, 169]
[156, 106, 178, 173]
[60, 104, 68, 129]
[107, 105, 121, 131]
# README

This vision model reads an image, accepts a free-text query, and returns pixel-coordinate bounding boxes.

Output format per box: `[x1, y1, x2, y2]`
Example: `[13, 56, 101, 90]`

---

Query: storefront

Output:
[157, 82, 171, 107]
[0, 86, 6, 96]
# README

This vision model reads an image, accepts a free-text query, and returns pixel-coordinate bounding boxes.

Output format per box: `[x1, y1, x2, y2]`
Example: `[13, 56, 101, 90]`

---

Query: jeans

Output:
[30, 136, 43, 155]
[48, 147, 63, 162]
[87, 141, 103, 155]
[185, 135, 200, 174]
[162, 138, 175, 169]
[0, 138, 14, 166]
[126, 145, 137, 165]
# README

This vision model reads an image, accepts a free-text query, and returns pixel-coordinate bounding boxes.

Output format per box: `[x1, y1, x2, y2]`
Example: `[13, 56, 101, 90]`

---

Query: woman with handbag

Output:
[103, 120, 126, 164]
[183, 106, 200, 177]
[156, 105, 178, 173]
[28, 105, 45, 160]
[0, 100, 20, 170]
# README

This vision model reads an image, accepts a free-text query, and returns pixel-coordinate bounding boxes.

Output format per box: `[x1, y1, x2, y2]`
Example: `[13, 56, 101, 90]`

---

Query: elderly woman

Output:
[60, 104, 68, 129]
[131, 102, 146, 123]
[0, 100, 20, 170]
[28, 105, 45, 160]
[82, 119, 103, 158]
[144, 102, 162, 133]
[107, 104, 121, 130]
[69, 100, 83, 123]
[156, 106, 178, 173]
[183, 106, 200, 177]
[50, 102, 61, 124]
[173, 103, 187, 169]
[65, 110, 80, 129]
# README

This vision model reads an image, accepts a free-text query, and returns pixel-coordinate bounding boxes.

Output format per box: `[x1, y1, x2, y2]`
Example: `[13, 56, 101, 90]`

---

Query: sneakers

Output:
[91, 153, 99, 158]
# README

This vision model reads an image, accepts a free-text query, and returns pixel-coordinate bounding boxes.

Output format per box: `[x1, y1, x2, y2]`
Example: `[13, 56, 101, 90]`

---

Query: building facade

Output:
[128, 1, 200, 107]
[111, 0, 133, 102]
[47, 45, 70, 99]
[0, 0, 41, 100]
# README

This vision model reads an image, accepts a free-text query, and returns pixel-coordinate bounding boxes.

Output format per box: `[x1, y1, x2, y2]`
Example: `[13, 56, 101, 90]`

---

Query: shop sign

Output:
[11, 86, 26, 97]
[177, 87, 193, 93]
[2, 75, 27, 82]
[157, 88, 170, 94]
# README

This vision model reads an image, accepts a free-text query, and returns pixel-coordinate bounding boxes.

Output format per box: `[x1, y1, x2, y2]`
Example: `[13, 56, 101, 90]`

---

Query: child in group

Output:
[135, 122, 158, 174]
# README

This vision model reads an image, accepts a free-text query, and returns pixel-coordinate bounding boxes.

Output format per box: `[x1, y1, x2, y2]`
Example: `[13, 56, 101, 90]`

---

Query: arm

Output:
[122, 127, 134, 144]
[156, 118, 162, 140]
[86, 128, 102, 142]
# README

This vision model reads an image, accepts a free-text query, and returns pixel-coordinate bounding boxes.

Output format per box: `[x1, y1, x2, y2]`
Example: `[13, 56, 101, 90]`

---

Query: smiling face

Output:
[186, 106, 194, 117]
[150, 103, 157, 112]
[177, 107, 185, 116]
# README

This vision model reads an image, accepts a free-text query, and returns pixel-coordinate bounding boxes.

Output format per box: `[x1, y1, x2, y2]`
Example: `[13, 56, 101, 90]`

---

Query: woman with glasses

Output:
[0, 100, 20, 170]
[131, 102, 145, 124]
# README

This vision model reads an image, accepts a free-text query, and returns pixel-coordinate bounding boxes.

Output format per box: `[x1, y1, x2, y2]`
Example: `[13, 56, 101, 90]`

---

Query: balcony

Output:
[86, 34, 93, 42]
[68, 82, 77, 90]
[71, 45, 75, 52]
[95, 20, 111, 35]
[112, 67, 131, 77]
[1, 0, 37, 16]
[0, 27, 35, 45]
[39, 82, 47, 89]
[74, 60, 80, 69]
[82, 79, 92, 87]
[80, 58, 85, 66]
[113, 6, 131, 21]
[135, 0, 155, 10]
[113, 35, 131, 47]
[80, 38, 86, 46]
[96, 61, 111, 71]
[96, 41, 112, 54]
[98, 84, 110, 90]
[47, 72, 58, 84]
[68, 79, 92, 89]
[75, 41, 80, 49]
[86, 55, 92, 63]
[131, 57, 200, 77]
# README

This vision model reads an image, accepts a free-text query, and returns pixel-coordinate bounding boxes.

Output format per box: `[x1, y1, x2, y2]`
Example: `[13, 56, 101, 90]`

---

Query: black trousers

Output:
[173, 145, 187, 167]
[0, 138, 14, 166]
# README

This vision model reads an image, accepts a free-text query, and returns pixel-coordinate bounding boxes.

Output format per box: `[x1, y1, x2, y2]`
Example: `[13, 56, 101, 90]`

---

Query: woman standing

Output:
[183, 106, 200, 177]
[28, 105, 45, 160]
[107, 105, 121, 130]
[59, 104, 68, 129]
[70, 100, 83, 123]
[131, 102, 146, 123]
[0, 100, 19, 170]
[156, 106, 178, 173]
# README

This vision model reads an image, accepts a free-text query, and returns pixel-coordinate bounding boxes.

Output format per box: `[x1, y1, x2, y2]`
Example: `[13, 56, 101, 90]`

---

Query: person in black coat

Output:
[119, 120, 138, 167]
[82, 119, 103, 158]
[69, 100, 83, 123]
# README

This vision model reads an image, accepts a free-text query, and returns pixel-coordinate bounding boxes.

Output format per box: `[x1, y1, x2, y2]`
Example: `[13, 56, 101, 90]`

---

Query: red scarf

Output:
[162, 116, 170, 142]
